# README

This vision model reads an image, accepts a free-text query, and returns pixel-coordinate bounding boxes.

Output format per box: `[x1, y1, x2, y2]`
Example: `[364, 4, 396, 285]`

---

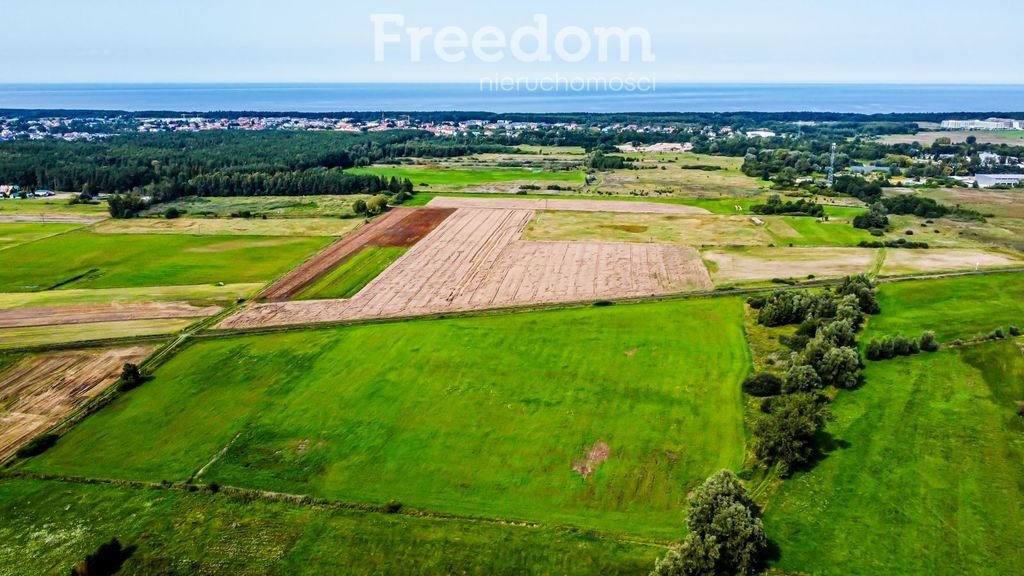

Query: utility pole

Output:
[827, 143, 837, 188]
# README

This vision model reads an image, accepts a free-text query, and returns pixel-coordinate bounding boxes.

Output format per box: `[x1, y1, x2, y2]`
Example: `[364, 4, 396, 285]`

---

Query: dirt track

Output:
[0, 302, 221, 329]
[221, 208, 712, 328]
[426, 196, 712, 215]
[259, 208, 455, 301]
[0, 346, 153, 460]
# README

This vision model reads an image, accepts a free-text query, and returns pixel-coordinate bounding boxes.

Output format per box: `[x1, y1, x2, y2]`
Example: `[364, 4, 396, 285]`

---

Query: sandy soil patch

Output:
[427, 196, 711, 215]
[221, 208, 711, 328]
[260, 208, 455, 301]
[0, 302, 221, 329]
[881, 249, 1022, 276]
[0, 346, 153, 460]
[703, 247, 879, 283]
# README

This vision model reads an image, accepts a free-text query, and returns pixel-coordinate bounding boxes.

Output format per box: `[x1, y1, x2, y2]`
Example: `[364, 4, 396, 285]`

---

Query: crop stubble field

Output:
[0, 346, 153, 460]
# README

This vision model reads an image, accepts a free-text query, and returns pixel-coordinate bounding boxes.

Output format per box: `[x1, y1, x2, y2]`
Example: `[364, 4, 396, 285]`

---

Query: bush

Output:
[164, 207, 181, 219]
[1010, 326, 1021, 337]
[385, 500, 403, 513]
[920, 331, 939, 352]
[16, 433, 58, 458]
[117, 363, 144, 392]
[71, 538, 134, 576]
[742, 372, 783, 397]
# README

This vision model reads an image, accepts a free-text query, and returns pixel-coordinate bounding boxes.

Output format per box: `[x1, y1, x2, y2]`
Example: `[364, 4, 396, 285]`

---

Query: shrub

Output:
[742, 372, 783, 397]
[117, 363, 144, 392]
[920, 331, 939, 352]
[1017, 402, 1024, 418]
[164, 207, 181, 219]
[385, 500, 403, 513]
[783, 363, 822, 394]
[71, 538, 134, 576]
[1010, 326, 1021, 337]
[16, 433, 58, 458]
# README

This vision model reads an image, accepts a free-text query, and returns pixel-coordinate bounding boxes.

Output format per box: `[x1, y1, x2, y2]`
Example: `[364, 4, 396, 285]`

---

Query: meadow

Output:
[0, 230, 329, 292]
[347, 165, 586, 190]
[0, 318, 193, 350]
[0, 222, 84, 250]
[295, 246, 407, 300]
[865, 272, 1024, 342]
[93, 217, 362, 237]
[765, 341, 1024, 575]
[25, 298, 751, 539]
[0, 478, 658, 576]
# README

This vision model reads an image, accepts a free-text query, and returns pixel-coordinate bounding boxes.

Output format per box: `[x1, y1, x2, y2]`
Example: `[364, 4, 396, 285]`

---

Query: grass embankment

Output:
[0, 478, 657, 575]
[25, 298, 750, 539]
[295, 247, 407, 300]
[0, 231, 330, 292]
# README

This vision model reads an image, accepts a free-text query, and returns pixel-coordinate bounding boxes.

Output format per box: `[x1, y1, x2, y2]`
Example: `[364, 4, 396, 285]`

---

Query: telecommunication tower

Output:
[827, 143, 837, 188]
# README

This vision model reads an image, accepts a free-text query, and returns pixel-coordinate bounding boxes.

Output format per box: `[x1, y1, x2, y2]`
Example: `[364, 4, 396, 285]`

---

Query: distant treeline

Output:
[0, 130, 513, 199]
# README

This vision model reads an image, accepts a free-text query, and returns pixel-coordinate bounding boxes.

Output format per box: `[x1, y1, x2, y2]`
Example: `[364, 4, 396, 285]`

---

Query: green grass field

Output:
[25, 298, 750, 539]
[0, 479, 658, 576]
[765, 216, 875, 247]
[866, 272, 1024, 342]
[295, 247, 406, 300]
[0, 222, 84, 250]
[0, 283, 261, 309]
[0, 230, 329, 292]
[348, 166, 586, 189]
[765, 341, 1024, 575]
[0, 198, 108, 216]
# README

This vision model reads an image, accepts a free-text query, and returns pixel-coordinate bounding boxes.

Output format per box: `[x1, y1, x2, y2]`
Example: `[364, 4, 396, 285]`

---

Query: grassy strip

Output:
[0, 477, 658, 575]
[0, 319, 197, 351]
[295, 246, 407, 300]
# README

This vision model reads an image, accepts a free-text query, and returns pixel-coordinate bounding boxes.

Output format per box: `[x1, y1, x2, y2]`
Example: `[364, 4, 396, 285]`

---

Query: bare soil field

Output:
[260, 208, 455, 301]
[0, 302, 221, 329]
[0, 346, 153, 460]
[880, 249, 1023, 276]
[221, 208, 711, 328]
[702, 247, 880, 284]
[426, 196, 712, 215]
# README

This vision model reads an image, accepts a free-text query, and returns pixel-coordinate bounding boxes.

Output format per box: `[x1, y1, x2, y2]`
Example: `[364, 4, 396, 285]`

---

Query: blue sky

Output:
[3, 0, 1023, 83]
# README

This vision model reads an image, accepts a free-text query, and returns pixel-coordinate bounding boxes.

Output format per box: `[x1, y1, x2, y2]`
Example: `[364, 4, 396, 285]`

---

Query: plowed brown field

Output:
[259, 207, 455, 301]
[0, 302, 221, 329]
[221, 208, 712, 329]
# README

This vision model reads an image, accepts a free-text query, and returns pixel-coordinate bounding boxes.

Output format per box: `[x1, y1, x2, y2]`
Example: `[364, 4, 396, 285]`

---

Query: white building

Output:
[746, 130, 777, 139]
[940, 118, 1018, 131]
[975, 174, 1024, 188]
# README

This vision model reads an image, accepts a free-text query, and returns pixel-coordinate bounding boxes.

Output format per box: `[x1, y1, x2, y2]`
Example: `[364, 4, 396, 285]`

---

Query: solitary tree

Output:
[652, 471, 767, 576]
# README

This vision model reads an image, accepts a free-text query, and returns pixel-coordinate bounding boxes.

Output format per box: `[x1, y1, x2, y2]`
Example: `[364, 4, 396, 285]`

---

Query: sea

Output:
[0, 84, 1022, 114]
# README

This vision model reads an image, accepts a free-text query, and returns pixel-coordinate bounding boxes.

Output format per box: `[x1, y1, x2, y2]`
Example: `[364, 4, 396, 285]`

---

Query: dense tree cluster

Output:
[865, 333, 938, 361]
[751, 195, 825, 218]
[745, 275, 879, 474]
[652, 471, 767, 576]
[0, 130, 499, 202]
[852, 202, 890, 231]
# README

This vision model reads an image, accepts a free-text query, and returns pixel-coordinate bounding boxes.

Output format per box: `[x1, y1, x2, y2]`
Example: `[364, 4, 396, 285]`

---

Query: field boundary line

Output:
[0, 471, 674, 549]
[188, 432, 241, 483]
[0, 222, 91, 253]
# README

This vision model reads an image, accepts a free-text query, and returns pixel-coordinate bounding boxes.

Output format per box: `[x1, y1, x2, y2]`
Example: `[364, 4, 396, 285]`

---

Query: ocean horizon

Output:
[1, 83, 1023, 114]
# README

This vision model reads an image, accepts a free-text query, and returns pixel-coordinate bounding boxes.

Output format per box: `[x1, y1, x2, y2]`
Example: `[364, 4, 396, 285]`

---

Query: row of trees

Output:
[751, 195, 825, 218]
[865, 332, 938, 361]
[745, 276, 880, 475]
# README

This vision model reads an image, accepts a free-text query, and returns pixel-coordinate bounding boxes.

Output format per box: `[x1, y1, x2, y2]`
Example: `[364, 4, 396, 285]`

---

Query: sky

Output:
[3, 0, 1023, 84]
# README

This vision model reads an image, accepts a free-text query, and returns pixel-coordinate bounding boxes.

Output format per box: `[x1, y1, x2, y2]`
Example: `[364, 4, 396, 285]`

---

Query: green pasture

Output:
[866, 272, 1024, 342]
[296, 247, 406, 300]
[0, 479, 657, 576]
[0, 222, 84, 250]
[347, 166, 586, 189]
[0, 230, 329, 292]
[765, 341, 1024, 575]
[25, 298, 750, 538]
